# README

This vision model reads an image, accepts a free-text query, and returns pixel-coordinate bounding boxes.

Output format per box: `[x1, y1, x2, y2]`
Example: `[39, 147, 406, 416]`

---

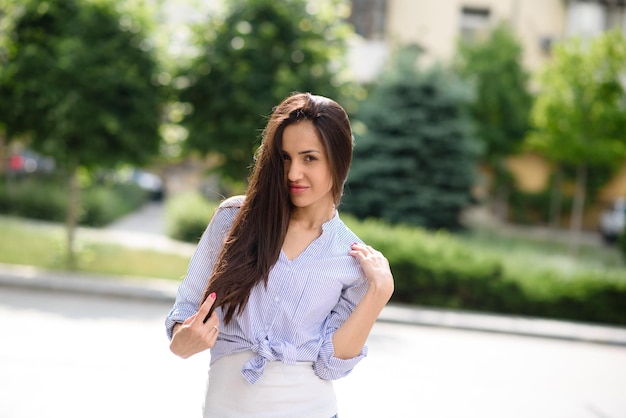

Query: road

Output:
[1, 287, 625, 418]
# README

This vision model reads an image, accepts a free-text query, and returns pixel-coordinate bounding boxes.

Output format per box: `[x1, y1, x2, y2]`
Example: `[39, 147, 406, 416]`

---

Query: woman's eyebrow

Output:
[298, 149, 321, 155]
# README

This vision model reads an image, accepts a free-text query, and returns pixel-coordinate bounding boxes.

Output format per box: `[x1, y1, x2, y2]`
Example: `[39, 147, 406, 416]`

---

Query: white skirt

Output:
[203, 350, 338, 418]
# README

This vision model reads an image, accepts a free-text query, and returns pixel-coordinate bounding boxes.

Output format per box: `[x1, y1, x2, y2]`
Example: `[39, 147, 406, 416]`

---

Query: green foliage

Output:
[0, 0, 163, 169]
[0, 0, 164, 264]
[527, 29, 626, 238]
[0, 176, 67, 222]
[618, 231, 626, 261]
[527, 29, 626, 168]
[179, 0, 356, 182]
[81, 183, 150, 226]
[0, 175, 149, 226]
[507, 182, 573, 225]
[165, 191, 217, 243]
[342, 47, 482, 229]
[456, 23, 532, 163]
[508, 189, 553, 225]
[344, 215, 626, 326]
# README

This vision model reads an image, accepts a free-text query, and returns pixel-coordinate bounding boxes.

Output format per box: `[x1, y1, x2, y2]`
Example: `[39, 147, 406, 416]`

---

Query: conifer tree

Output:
[343, 47, 482, 229]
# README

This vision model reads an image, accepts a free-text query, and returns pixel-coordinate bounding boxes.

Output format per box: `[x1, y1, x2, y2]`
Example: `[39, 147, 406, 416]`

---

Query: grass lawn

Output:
[0, 216, 191, 280]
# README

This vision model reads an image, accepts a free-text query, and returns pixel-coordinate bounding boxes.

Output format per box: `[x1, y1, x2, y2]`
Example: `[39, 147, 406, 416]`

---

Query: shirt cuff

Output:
[164, 307, 196, 340]
[313, 338, 368, 380]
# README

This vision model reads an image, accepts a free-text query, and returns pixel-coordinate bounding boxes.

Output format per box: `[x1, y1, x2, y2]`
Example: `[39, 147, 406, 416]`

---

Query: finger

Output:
[350, 242, 368, 255]
[196, 292, 216, 324]
[206, 327, 219, 347]
[349, 248, 366, 259]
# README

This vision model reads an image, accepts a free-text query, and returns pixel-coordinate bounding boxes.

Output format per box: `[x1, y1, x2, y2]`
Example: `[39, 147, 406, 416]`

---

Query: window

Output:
[460, 7, 491, 42]
[348, 0, 387, 40]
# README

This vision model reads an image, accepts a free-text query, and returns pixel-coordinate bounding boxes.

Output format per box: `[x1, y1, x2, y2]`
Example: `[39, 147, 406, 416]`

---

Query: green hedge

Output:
[345, 216, 626, 326]
[0, 175, 150, 226]
[165, 192, 217, 243]
[163, 194, 626, 326]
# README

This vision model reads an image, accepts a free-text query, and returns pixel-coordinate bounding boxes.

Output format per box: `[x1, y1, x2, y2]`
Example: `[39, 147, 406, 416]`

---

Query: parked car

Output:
[6, 150, 55, 174]
[599, 197, 625, 243]
[129, 169, 165, 201]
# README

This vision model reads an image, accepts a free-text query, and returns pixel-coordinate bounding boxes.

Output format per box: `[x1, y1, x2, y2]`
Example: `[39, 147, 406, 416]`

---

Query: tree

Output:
[456, 22, 532, 220]
[178, 0, 355, 184]
[342, 46, 482, 229]
[527, 29, 626, 248]
[0, 0, 162, 265]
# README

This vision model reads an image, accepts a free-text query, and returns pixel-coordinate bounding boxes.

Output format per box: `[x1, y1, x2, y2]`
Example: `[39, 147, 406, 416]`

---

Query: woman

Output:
[166, 92, 394, 418]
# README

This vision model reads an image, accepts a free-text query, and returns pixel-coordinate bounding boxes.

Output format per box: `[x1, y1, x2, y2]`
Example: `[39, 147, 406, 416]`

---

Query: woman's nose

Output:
[287, 161, 303, 181]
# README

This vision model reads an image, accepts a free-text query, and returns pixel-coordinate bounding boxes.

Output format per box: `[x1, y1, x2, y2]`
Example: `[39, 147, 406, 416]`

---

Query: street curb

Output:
[0, 263, 178, 303]
[379, 304, 626, 347]
[2, 262, 626, 347]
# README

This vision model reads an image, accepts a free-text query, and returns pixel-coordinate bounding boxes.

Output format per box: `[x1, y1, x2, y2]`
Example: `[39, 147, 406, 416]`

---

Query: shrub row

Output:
[0, 175, 150, 226]
[347, 217, 626, 326]
[164, 193, 626, 326]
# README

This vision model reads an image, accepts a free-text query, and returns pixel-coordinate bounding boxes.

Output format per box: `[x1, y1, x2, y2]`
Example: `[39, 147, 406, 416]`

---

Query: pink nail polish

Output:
[209, 292, 216, 299]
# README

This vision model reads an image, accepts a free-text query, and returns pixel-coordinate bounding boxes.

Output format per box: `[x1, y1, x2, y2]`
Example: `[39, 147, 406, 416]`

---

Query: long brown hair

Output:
[201, 92, 354, 324]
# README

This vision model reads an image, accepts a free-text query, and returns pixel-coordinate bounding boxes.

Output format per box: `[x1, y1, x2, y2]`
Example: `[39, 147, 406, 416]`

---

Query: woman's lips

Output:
[289, 185, 308, 194]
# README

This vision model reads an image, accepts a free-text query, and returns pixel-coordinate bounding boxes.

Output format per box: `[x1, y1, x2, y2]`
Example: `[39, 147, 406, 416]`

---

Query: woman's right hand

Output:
[169, 292, 220, 359]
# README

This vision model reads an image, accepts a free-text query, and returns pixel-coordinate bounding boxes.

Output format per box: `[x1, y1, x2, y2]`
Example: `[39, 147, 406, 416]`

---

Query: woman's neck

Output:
[290, 204, 336, 231]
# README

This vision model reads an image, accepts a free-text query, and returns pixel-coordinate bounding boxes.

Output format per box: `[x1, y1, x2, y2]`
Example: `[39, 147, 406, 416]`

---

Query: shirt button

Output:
[274, 296, 280, 302]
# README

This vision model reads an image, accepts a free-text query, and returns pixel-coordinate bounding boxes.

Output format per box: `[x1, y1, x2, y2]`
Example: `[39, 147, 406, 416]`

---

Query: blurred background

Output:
[0, 0, 625, 344]
[1, 1, 626, 417]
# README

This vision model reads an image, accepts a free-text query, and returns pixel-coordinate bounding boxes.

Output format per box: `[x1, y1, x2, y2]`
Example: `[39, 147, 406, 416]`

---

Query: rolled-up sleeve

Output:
[313, 277, 369, 380]
[164, 197, 241, 340]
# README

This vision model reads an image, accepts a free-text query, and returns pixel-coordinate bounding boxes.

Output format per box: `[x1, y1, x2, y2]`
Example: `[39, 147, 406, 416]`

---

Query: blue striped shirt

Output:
[165, 195, 369, 384]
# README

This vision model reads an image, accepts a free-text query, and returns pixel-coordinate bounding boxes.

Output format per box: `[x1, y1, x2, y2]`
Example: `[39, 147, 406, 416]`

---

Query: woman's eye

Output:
[304, 155, 317, 162]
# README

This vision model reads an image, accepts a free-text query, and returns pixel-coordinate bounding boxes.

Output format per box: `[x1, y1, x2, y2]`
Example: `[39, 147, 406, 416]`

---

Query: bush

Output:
[0, 175, 150, 226]
[81, 183, 150, 226]
[165, 192, 217, 243]
[344, 215, 626, 326]
[0, 176, 68, 222]
[618, 231, 626, 261]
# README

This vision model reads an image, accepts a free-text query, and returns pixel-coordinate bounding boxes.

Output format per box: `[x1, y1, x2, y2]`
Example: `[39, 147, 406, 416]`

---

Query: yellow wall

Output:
[386, 0, 566, 72]
[506, 153, 552, 192]
[598, 164, 626, 202]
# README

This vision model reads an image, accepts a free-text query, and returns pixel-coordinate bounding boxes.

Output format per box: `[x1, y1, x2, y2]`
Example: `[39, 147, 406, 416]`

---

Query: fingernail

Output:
[209, 292, 216, 299]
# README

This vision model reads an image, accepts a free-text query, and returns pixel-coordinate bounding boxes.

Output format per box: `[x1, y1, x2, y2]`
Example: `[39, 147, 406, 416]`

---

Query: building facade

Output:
[348, 0, 626, 80]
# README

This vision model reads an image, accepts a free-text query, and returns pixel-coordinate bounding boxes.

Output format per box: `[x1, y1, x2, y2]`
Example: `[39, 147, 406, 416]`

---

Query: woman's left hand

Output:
[349, 243, 394, 302]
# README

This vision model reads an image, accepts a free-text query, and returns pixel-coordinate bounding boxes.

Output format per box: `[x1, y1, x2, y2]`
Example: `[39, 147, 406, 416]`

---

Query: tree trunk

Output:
[0, 133, 5, 175]
[568, 163, 587, 254]
[549, 167, 563, 228]
[493, 161, 509, 222]
[494, 182, 509, 222]
[66, 164, 80, 268]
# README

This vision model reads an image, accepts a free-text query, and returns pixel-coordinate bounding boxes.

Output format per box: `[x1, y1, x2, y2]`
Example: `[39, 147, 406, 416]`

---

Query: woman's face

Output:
[281, 120, 334, 211]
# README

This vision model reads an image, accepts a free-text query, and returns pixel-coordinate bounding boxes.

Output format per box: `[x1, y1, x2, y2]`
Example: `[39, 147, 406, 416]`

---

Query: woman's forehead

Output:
[281, 121, 324, 151]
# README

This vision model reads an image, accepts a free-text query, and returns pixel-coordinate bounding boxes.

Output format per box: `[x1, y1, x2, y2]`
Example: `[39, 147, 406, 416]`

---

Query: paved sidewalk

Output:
[2, 261, 626, 347]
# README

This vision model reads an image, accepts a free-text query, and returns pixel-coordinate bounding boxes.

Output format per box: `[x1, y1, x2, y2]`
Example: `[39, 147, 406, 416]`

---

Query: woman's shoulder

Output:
[334, 216, 364, 246]
[209, 195, 245, 226]
[218, 195, 246, 209]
